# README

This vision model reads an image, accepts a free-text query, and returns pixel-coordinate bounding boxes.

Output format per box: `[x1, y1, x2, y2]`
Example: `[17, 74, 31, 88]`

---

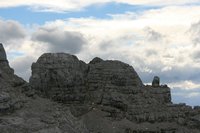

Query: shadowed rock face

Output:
[1, 43, 200, 133]
[0, 44, 26, 115]
[30, 53, 144, 106]
[0, 44, 89, 133]
[29, 53, 200, 133]
[0, 43, 15, 76]
[0, 43, 7, 61]
[30, 53, 88, 102]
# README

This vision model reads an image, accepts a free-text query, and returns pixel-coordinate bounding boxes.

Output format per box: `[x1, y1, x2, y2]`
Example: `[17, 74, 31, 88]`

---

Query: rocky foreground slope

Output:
[0, 43, 200, 133]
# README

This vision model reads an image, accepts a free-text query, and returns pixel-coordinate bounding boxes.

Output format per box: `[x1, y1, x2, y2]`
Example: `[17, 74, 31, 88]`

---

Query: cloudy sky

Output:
[0, 0, 200, 106]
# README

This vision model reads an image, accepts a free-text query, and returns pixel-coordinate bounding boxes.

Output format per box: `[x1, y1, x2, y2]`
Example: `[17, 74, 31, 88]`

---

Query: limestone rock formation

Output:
[0, 43, 26, 114]
[30, 53, 88, 103]
[29, 53, 200, 133]
[0, 44, 88, 133]
[1, 43, 200, 133]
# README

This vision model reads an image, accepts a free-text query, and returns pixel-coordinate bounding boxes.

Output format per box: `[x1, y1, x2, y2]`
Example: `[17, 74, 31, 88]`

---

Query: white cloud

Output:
[19, 5, 199, 85]
[115, 0, 199, 6]
[189, 20, 200, 46]
[169, 80, 200, 90]
[0, 0, 199, 12]
[10, 55, 36, 81]
[1, 4, 200, 86]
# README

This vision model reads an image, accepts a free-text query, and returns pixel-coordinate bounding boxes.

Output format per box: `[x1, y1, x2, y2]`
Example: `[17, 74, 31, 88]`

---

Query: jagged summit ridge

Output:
[0, 43, 200, 133]
[30, 53, 144, 104]
[28, 53, 200, 133]
[30, 53, 172, 117]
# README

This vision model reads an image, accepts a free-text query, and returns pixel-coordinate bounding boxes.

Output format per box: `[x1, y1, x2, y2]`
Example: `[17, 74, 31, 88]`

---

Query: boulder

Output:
[152, 76, 160, 87]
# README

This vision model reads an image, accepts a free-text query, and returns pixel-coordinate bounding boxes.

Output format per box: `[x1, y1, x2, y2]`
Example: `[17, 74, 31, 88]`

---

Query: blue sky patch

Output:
[0, 2, 158, 25]
[7, 51, 24, 60]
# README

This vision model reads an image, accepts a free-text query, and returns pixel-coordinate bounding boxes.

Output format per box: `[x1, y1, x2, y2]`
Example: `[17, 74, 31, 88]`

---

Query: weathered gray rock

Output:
[0, 42, 200, 133]
[87, 58, 143, 107]
[0, 43, 13, 75]
[0, 43, 7, 61]
[0, 44, 88, 133]
[0, 92, 13, 114]
[30, 53, 88, 103]
[29, 52, 200, 132]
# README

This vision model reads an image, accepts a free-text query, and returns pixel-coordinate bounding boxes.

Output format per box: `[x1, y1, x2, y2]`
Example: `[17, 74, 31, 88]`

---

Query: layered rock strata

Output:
[0, 43, 200, 133]
[0, 44, 88, 133]
[29, 53, 200, 133]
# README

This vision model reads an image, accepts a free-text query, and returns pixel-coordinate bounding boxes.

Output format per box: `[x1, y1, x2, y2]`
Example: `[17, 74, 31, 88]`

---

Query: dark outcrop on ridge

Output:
[0, 43, 200, 133]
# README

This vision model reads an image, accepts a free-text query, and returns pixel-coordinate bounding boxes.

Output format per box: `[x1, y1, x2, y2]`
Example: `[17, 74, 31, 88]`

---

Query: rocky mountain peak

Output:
[0, 43, 200, 133]
[30, 53, 144, 105]
[89, 57, 103, 64]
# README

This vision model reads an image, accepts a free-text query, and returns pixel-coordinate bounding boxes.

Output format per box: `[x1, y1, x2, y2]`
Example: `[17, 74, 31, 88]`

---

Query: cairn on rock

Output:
[152, 76, 160, 87]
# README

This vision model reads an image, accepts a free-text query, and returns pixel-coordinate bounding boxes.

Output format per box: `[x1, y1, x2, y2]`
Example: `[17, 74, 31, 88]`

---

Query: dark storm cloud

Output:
[32, 27, 86, 54]
[189, 21, 200, 45]
[145, 27, 163, 42]
[0, 20, 26, 44]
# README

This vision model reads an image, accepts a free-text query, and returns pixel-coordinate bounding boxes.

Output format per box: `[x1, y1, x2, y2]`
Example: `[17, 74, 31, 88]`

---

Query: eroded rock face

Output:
[87, 58, 143, 106]
[0, 44, 27, 115]
[0, 44, 88, 133]
[29, 53, 200, 132]
[1, 42, 200, 133]
[30, 54, 144, 106]
[30, 53, 88, 103]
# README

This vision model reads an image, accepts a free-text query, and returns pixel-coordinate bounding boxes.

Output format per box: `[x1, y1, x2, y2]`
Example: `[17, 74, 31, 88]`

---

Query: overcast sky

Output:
[0, 0, 200, 106]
